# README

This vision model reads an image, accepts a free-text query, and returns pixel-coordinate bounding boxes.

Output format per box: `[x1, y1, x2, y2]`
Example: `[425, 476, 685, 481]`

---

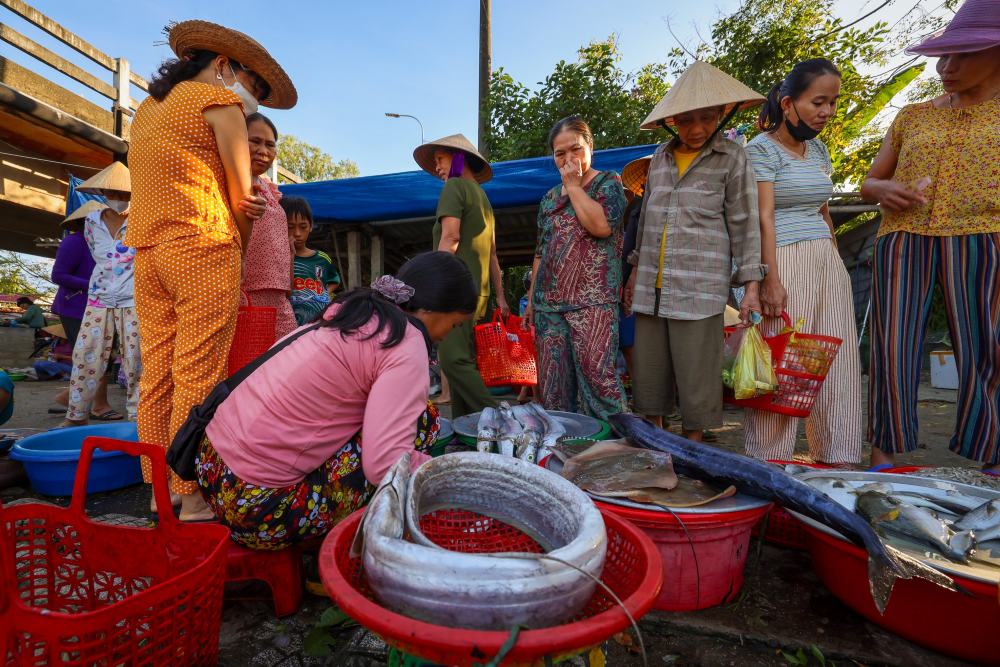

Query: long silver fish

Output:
[362, 452, 607, 630]
[476, 407, 502, 454]
[954, 499, 1000, 544]
[529, 402, 565, 461]
[856, 491, 972, 564]
[511, 403, 544, 463]
[496, 402, 519, 457]
[611, 413, 958, 613]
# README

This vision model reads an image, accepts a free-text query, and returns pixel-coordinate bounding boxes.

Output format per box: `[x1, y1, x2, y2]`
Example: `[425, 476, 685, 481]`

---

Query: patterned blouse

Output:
[533, 171, 626, 313]
[242, 176, 291, 293]
[878, 98, 1000, 238]
[84, 209, 135, 308]
[125, 81, 244, 249]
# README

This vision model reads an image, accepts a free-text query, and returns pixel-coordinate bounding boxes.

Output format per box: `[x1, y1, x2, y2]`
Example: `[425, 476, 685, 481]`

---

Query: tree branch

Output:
[815, 0, 893, 40]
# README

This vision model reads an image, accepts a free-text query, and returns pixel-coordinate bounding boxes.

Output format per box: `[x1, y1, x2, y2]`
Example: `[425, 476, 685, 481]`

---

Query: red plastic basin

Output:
[752, 460, 832, 550]
[597, 501, 772, 611]
[801, 521, 1000, 664]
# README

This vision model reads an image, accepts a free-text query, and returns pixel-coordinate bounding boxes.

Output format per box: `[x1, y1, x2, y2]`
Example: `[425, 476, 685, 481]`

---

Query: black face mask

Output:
[784, 103, 821, 142]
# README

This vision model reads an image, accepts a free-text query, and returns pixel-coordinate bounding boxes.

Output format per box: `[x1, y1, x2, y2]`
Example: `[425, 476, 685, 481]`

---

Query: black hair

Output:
[148, 49, 270, 102]
[280, 196, 314, 226]
[322, 251, 478, 349]
[16, 296, 32, 306]
[246, 112, 278, 141]
[548, 115, 594, 151]
[759, 58, 841, 132]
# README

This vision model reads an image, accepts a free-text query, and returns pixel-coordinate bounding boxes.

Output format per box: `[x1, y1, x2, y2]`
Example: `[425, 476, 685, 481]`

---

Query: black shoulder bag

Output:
[167, 323, 322, 481]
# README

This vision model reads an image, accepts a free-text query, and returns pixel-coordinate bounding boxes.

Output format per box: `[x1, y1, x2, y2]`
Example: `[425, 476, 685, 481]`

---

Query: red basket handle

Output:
[70, 436, 179, 526]
[240, 289, 253, 308]
[761, 310, 793, 329]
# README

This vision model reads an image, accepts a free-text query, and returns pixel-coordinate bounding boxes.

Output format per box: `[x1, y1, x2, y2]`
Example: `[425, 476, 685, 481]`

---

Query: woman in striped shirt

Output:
[743, 59, 862, 464]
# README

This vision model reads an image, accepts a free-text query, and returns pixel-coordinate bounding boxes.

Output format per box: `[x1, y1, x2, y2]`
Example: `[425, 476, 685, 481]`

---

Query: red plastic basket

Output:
[319, 507, 662, 666]
[474, 309, 537, 387]
[724, 312, 842, 418]
[0, 438, 230, 666]
[751, 460, 832, 550]
[228, 290, 276, 376]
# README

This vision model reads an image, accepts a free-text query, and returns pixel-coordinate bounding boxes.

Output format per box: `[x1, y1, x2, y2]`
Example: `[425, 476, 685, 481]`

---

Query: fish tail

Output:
[867, 542, 958, 614]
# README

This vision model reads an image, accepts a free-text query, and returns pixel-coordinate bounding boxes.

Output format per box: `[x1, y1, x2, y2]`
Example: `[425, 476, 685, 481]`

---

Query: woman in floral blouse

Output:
[861, 0, 1000, 469]
[526, 116, 627, 419]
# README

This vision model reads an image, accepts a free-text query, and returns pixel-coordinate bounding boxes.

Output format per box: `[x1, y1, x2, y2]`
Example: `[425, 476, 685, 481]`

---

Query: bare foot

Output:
[150, 491, 183, 513]
[178, 492, 216, 522]
[869, 447, 895, 469]
[58, 419, 88, 428]
[682, 429, 704, 443]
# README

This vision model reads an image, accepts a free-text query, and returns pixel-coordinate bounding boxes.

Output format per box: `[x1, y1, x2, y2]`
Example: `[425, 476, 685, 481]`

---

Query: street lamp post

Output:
[384, 112, 425, 144]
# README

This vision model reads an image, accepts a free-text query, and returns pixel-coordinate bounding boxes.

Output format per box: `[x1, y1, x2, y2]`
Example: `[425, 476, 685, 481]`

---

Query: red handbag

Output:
[474, 309, 537, 387]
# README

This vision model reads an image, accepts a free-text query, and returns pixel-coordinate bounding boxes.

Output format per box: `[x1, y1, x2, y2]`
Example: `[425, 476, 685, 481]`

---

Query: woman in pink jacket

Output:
[196, 251, 478, 549]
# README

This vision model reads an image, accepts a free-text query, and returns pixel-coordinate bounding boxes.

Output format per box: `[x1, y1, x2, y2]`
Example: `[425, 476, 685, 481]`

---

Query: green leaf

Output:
[303, 627, 338, 657]
[810, 645, 827, 666]
[844, 63, 925, 130]
[316, 606, 355, 628]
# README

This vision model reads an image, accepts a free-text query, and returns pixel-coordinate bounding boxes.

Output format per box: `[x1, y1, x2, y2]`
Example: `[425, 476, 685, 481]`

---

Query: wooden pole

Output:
[370, 234, 384, 279]
[478, 0, 491, 157]
[347, 230, 361, 290]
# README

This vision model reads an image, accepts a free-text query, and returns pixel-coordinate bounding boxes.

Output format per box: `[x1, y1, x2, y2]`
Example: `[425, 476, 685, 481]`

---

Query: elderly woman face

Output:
[672, 107, 724, 151]
[552, 130, 593, 174]
[248, 118, 277, 177]
[936, 44, 1000, 94]
[432, 149, 454, 181]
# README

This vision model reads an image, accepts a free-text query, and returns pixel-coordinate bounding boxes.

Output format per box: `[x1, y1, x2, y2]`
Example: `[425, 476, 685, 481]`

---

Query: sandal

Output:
[90, 409, 124, 421]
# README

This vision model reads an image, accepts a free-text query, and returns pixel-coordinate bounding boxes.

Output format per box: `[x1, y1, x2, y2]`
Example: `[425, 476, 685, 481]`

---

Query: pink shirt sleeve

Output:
[360, 331, 432, 484]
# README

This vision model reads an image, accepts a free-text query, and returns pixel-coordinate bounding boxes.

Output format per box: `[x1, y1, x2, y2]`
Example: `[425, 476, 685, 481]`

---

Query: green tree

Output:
[276, 135, 359, 183]
[485, 37, 672, 161]
[0, 251, 54, 297]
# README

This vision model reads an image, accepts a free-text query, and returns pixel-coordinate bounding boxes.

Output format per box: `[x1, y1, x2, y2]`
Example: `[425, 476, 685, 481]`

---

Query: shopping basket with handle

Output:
[474, 309, 537, 387]
[1, 438, 230, 666]
[228, 289, 277, 377]
[724, 311, 842, 418]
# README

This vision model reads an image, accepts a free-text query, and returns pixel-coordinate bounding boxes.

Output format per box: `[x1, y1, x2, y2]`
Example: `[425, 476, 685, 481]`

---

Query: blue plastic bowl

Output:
[10, 422, 142, 496]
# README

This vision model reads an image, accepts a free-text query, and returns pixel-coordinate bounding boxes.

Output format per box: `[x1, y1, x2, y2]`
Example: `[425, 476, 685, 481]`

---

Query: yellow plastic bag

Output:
[731, 325, 778, 400]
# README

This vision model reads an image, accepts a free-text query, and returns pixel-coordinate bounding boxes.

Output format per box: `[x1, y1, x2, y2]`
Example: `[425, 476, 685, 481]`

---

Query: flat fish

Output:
[623, 480, 737, 508]
[362, 452, 607, 630]
[561, 449, 677, 496]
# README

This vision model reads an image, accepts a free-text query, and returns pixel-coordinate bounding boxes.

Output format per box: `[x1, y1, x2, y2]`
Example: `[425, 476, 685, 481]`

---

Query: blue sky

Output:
[2, 0, 923, 178]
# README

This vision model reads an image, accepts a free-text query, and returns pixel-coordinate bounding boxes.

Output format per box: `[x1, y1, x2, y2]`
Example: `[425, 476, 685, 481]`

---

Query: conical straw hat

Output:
[622, 156, 654, 196]
[640, 61, 765, 130]
[77, 161, 130, 194]
[168, 20, 297, 109]
[61, 200, 107, 226]
[41, 323, 66, 339]
[413, 134, 493, 184]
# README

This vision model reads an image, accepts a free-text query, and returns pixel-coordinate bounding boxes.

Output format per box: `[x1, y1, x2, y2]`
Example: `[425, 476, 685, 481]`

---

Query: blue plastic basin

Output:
[10, 422, 142, 496]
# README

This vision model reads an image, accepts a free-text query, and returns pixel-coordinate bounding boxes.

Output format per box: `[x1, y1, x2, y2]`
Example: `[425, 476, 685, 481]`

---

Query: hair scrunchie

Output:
[371, 275, 415, 304]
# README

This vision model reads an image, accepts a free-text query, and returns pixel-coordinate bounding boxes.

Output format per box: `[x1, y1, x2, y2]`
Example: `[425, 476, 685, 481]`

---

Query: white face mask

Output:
[218, 64, 258, 116]
[106, 200, 129, 214]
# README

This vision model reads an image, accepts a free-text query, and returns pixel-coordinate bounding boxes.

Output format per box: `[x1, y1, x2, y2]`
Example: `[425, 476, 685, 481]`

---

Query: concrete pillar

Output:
[347, 230, 361, 290]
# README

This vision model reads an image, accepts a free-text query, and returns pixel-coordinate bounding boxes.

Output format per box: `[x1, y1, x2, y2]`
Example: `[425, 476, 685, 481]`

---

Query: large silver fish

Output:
[476, 407, 502, 453]
[528, 402, 565, 461]
[955, 499, 1000, 544]
[856, 491, 972, 564]
[496, 403, 520, 458]
[361, 452, 607, 630]
[510, 403, 544, 463]
[612, 413, 958, 613]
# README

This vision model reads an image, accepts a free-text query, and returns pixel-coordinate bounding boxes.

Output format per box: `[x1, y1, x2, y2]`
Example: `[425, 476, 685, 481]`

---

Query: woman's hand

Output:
[868, 179, 927, 212]
[559, 157, 584, 190]
[760, 274, 787, 319]
[497, 295, 510, 319]
[237, 186, 267, 221]
[523, 300, 533, 328]
[738, 281, 762, 328]
[623, 271, 637, 315]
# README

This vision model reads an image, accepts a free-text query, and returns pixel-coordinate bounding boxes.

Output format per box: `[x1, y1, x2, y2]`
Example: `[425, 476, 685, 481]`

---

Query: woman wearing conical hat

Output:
[861, 0, 1000, 469]
[413, 134, 507, 418]
[126, 20, 296, 520]
[61, 162, 142, 429]
[623, 61, 766, 442]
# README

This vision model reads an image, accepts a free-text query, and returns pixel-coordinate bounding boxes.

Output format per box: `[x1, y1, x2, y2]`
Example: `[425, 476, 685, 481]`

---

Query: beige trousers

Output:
[744, 239, 863, 464]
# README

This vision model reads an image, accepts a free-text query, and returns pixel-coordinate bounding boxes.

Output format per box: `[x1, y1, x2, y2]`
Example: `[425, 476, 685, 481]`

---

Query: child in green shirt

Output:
[282, 197, 342, 325]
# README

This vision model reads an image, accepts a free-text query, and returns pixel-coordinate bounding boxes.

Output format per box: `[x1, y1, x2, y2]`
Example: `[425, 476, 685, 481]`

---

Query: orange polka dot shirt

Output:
[126, 81, 244, 249]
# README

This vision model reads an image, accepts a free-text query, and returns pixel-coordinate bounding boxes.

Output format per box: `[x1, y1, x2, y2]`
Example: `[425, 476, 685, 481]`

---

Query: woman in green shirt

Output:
[413, 134, 508, 418]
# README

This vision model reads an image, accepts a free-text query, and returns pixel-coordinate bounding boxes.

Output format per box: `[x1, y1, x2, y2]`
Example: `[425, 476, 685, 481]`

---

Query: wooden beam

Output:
[370, 234, 384, 279]
[277, 164, 303, 184]
[347, 230, 361, 290]
[0, 23, 116, 99]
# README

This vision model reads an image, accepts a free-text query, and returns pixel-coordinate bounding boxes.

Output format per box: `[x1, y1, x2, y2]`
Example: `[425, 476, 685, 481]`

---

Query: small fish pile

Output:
[554, 440, 737, 509]
[912, 467, 1000, 491]
[357, 451, 607, 630]
[476, 402, 565, 463]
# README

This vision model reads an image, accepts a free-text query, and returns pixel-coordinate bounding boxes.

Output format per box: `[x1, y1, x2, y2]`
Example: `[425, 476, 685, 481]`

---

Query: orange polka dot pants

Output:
[134, 235, 241, 494]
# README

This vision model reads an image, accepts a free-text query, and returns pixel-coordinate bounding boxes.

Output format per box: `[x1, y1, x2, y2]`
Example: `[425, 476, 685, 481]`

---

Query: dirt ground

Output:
[0, 326, 982, 666]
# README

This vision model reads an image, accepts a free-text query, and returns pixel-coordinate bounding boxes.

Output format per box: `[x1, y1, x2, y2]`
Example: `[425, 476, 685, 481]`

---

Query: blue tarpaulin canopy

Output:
[280, 143, 660, 224]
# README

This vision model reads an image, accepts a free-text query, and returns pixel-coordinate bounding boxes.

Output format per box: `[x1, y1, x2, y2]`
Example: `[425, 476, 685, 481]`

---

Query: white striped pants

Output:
[744, 238, 863, 464]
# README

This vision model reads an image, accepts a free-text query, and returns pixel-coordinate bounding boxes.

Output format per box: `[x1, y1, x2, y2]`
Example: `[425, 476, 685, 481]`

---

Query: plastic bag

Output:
[729, 324, 778, 400]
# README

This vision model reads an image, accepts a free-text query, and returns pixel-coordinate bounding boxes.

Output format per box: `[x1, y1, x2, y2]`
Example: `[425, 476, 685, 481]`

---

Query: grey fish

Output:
[561, 449, 677, 496]
[476, 407, 501, 454]
[856, 491, 971, 564]
[496, 403, 519, 458]
[362, 452, 607, 630]
[611, 413, 958, 613]
[954, 499, 1000, 534]
[912, 467, 1000, 491]
[529, 402, 565, 461]
[510, 404, 544, 463]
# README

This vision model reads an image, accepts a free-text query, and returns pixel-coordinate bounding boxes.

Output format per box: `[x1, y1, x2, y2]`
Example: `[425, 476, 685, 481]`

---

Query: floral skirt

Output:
[196, 402, 440, 550]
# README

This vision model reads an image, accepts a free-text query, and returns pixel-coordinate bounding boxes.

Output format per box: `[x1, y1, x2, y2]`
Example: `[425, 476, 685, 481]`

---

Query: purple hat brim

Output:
[906, 28, 1000, 56]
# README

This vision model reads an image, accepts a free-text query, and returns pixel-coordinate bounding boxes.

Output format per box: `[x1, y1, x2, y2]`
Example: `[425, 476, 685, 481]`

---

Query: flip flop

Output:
[90, 409, 124, 421]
